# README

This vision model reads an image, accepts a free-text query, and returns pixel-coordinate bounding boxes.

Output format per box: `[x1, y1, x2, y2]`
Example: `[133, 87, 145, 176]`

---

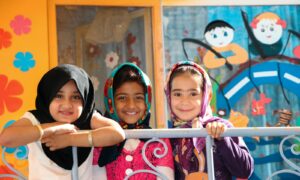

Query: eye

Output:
[260, 28, 265, 33]
[213, 34, 217, 39]
[136, 95, 145, 100]
[172, 92, 182, 97]
[270, 27, 274, 31]
[190, 91, 200, 97]
[73, 95, 82, 100]
[116, 95, 126, 101]
[54, 94, 63, 99]
[191, 92, 198, 96]
[224, 31, 228, 37]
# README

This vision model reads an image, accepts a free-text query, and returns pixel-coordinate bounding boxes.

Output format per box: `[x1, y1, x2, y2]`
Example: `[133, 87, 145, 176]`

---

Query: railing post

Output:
[72, 146, 78, 180]
[206, 136, 215, 180]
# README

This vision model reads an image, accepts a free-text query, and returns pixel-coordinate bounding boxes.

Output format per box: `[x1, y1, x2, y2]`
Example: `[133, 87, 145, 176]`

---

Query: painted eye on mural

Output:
[260, 28, 265, 33]
[224, 31, 228, 37]
[270, 27, 274, 31]
[213, 34, 217, 38]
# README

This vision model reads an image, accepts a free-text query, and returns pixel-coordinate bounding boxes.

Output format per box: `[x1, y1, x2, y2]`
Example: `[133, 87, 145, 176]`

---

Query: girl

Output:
[0, 64, 125, 179]
[165, 61, 254, 180]
[93, 63, 174, 179]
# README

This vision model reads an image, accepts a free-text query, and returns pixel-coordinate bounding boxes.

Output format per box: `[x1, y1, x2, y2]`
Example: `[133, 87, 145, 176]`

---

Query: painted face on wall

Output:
[205, 27, 234, 48]
[253, 19, 283, 45]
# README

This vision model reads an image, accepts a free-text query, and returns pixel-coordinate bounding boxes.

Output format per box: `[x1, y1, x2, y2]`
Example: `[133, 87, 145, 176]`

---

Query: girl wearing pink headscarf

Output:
[165, 61, 254, 180]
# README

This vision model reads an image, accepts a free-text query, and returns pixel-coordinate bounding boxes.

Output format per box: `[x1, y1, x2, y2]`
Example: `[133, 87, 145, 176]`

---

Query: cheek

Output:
[169, 98, 176, 109]
[114, 101, 127, 116]
[138, 102, 147, 112]
[75, 102, 84, 112]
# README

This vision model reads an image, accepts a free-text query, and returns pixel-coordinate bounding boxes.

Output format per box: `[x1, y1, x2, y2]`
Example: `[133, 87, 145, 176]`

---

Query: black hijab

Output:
[30, 64, 95, 170]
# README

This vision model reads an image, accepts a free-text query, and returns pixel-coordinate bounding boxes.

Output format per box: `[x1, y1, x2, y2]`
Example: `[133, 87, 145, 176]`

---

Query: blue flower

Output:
[13, 52, 36, 72]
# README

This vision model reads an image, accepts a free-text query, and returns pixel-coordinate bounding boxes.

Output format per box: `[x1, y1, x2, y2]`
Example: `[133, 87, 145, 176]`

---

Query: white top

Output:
[23, 112, 93, 180]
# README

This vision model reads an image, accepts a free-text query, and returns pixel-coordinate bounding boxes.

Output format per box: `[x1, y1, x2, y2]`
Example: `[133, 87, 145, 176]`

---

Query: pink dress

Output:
[93, 138, 174, 180]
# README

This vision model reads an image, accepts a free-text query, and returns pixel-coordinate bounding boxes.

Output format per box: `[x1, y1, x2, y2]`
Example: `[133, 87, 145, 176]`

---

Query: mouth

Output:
[59, 111, 73, 116]
[178, 108, 193, 112]
[124, 111, 138, 115]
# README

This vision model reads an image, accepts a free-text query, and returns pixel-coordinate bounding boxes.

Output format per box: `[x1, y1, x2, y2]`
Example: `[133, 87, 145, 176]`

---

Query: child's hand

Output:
[52, 124, 78, 135]
[43, 124, 77, 138]
[42, 133, 72, 151]
[206, 121, 227, 140]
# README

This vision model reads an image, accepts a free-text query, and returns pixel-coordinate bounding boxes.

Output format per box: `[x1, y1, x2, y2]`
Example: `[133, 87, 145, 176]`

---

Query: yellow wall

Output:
[0, 0, 49, 176]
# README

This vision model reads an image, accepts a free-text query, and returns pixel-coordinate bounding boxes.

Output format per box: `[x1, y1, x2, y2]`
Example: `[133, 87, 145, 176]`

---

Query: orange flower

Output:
[0, 164, 16, 180]
[0, 75, 23, 115]
[0, 28, 12, 50]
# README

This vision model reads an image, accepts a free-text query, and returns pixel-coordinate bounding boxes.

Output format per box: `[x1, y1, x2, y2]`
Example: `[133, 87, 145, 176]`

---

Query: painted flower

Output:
[90, 76, 99, 92]
[128, 56, 141, 67]
[0, 28, 12, 50]
[0, 75, 24, 115]
[10, 15, 32, 35]
[13, 52, 36, 72]
[105, 51, 119, 69]
[0, 164, 16, 178]
[86, 43, 100, 58]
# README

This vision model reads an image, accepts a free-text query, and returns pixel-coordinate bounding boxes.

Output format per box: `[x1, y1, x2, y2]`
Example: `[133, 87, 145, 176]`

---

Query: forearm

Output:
[69, 126, 125, 147]
[0, 122, 71, 147]
[0, 125, 42, 147]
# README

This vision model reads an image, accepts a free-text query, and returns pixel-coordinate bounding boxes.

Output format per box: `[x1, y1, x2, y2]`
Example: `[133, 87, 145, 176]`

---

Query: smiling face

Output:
[170, 73, 202, 121]
[205, 27, 234, 48]
[253, 19, 283, 45]
[114, 82, 146, 124]
[49, 80, 83, 123]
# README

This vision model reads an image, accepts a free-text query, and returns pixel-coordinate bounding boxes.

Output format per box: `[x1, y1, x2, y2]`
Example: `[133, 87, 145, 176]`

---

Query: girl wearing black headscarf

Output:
[0, 64, 125, 179]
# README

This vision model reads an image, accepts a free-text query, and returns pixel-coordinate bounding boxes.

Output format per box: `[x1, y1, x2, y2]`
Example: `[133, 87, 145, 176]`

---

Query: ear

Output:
[276, 19, 287, 29]
[250, 18, 259, 29]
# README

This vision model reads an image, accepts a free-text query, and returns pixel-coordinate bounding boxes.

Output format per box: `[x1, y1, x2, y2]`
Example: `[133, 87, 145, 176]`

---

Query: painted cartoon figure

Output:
[203, 20, 248, 69]
[250, 12, 287, 57]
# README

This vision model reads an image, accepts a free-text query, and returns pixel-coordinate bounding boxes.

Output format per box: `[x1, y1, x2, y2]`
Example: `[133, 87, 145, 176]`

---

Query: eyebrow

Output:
[171, 89, 199, 92]
[57, 90, 80, 94]
[115, 92, 144, 96]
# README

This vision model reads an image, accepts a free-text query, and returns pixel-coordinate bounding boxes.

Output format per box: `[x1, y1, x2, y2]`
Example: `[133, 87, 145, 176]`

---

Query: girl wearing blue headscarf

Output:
[93, 63, 174, 180]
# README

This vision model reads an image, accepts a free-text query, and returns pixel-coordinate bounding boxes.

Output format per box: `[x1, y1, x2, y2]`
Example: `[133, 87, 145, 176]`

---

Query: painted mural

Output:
[0, 0, 49, 178]
[163, 5, 300, 179]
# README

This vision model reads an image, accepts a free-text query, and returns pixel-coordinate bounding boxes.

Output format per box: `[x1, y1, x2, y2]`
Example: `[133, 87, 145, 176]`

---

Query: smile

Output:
[125, 111, 138, 115]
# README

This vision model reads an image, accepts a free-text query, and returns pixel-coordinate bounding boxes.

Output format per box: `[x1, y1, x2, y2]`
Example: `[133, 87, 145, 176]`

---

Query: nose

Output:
[180, 95, 190, 104]
[61, 99, 73, 109]
[127, 98, 136, 109]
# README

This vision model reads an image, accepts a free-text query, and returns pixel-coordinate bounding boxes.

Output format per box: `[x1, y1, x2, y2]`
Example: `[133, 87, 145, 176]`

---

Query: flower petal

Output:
[5, 96, 23, 113]
[6, 80, 24, 95]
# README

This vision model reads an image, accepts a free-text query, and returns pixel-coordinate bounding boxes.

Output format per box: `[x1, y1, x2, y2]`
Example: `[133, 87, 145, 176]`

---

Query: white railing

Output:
[1, 127, 300, 179]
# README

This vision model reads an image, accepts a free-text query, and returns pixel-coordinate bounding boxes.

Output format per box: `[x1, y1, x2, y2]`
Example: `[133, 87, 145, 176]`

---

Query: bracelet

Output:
[35, 124, 44, 141]
[88, 131, 94, 147]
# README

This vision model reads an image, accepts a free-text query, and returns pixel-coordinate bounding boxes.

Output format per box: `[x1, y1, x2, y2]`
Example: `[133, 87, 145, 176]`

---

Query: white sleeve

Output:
[21, 112, 40, 125]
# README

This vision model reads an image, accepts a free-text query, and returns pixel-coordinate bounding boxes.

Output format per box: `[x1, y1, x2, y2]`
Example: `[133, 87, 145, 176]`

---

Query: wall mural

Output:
[0, 14, 33, 178]
[163, 5, 300, 179]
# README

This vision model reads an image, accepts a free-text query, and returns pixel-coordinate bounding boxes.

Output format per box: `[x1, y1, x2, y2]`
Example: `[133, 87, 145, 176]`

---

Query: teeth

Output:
[126, 112, 137, 115]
